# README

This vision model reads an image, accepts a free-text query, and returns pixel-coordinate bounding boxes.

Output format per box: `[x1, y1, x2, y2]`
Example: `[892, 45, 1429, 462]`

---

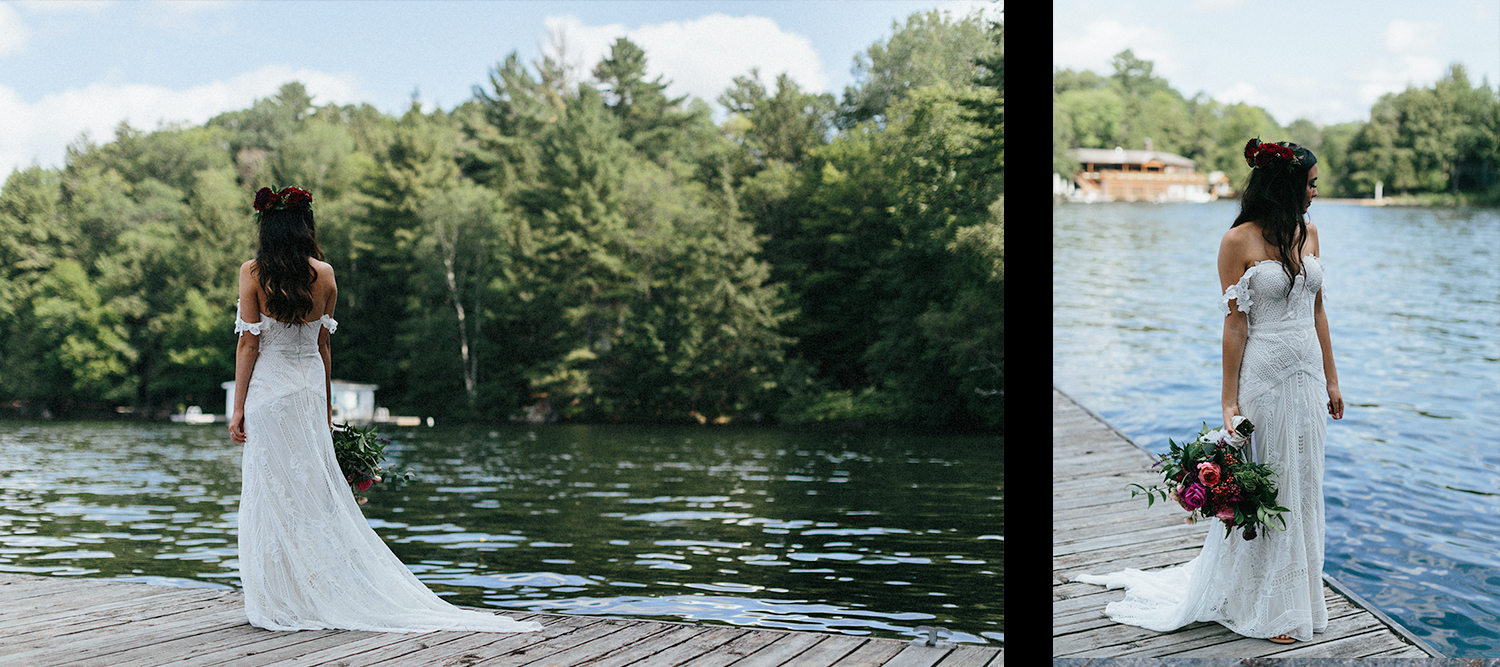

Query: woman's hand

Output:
[1222, 404, 1241, 436]
[229, 412, 246, 444]
[1327, 382, 1344, 420]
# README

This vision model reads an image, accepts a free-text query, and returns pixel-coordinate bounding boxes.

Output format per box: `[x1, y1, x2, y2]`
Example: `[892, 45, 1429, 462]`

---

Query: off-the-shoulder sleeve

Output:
[318, 314, 338, 334]
[235, 317, 264, 337]
[234, 299, 263, 336]
[1218, 267, 1256, 317]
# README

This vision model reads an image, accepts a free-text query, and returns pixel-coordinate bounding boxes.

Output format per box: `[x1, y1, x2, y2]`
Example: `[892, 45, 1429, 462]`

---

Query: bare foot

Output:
[1269, 634, 1296, 644]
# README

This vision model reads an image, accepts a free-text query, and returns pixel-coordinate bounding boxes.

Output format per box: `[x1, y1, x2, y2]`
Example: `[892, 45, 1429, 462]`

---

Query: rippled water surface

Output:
[0, 422, 1002, 644]
[1054, 201, 1500, 658]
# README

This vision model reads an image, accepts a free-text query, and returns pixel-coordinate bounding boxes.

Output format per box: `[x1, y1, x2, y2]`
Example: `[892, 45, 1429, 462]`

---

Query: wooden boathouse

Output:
[1069, 145, 1221, 203]
[0, 571, 1000, 666]
[1052, 387, 1443, 658]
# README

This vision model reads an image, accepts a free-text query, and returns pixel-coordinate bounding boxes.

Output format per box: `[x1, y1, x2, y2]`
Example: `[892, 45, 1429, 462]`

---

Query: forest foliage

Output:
[0, 10, 1003, 432]
[1054, 50, 1500, 202]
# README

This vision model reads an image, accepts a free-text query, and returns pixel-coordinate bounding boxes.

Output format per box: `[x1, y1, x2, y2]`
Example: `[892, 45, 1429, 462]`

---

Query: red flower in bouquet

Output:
[1197, 461, 1221, 487]
[331, 422, 412, 506]
[1130, 417, 1290, 540]
[1178, 483, 1207, 511]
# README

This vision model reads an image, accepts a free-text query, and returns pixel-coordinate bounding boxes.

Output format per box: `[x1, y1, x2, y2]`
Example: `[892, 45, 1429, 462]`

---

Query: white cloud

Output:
[545, 13, 827, 108]
[1215, 76, 1355, 126]
[542, 14, 625, 82]
[0, 3, 27, 57]
[1214, 81, 1262, 107]
[1384, 19, 1443, 54]
[0, 66, 364, 176]
[934, 0, 1004, 22]
[1355, 19, 1449, 109]
[1190, 0, 1250, 10]
[1352, 56, 1447, 108]
[1053, 19, 1174, 78]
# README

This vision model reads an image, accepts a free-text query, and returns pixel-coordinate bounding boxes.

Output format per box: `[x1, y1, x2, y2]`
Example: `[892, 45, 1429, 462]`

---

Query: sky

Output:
[1054, 0, 1499, 128]
[0, 0, 1002, 177]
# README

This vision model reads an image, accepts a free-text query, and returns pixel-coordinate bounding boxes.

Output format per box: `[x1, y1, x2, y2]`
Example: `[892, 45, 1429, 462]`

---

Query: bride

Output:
[1076, 139, 1344, 644]
[228, 186, 543, 634]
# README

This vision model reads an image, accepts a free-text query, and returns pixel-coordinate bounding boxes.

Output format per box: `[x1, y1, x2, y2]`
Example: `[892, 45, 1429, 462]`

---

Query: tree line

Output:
[1055, 50, 1500, 201]
[0, 10, 1003, 432]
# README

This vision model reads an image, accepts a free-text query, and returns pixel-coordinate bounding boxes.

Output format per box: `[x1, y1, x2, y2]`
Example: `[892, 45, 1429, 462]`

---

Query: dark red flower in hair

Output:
[278, 187, 313, 209]
[253, 187, 274, 212]
[252, 185, 313, 214]
[1244, 139, 1298, 171]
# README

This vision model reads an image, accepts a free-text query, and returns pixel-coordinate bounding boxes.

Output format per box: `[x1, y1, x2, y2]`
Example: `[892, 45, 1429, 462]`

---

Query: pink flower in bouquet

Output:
[356, 478, 374, 491]
[1215, 507, 1236, 522]
[1179, 483, 1207, 511]
[1197, 462, 1222, 487]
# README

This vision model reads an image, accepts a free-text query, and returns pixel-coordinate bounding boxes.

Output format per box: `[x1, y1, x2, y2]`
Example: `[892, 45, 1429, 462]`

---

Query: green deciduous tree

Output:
[840, 9, 998, 128]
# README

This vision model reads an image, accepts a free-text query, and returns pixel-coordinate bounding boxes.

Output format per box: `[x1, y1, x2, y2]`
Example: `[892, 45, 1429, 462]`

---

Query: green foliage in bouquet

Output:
[1128, 419, 1290, 540]
[331, 422, 414, 505]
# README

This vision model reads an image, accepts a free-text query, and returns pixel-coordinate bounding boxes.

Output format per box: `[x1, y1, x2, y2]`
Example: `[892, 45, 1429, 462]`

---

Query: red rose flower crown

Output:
[1243, 137, 1303, 173]
[252, 185, 314, 220]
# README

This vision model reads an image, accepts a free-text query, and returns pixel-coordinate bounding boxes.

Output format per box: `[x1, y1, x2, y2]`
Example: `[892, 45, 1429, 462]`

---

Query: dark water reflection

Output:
[0, 422, 1001, 644]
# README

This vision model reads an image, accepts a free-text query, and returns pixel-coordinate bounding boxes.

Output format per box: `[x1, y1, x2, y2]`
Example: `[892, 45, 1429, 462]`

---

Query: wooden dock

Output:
[0, 572, 999, 667]
[1051, 387, 1442, 658]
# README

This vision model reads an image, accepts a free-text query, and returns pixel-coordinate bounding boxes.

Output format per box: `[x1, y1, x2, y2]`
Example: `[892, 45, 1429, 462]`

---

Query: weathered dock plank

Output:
[1051, 387, 1442, 658]
[0, 572, 1000, 666]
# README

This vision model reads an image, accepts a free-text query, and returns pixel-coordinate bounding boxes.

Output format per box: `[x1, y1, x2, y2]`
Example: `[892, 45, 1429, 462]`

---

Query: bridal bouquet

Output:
[1128, 416, 1289, 540]
[331, 422, 413, 505]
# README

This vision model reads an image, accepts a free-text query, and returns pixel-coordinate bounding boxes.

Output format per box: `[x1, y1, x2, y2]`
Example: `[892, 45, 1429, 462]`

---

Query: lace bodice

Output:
[1220, 255, 1323, 325]
[235, 300, 337, 350]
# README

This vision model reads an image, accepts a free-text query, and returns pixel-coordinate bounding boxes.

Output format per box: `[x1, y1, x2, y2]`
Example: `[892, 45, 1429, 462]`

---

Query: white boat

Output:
[170, 405, 219, 424]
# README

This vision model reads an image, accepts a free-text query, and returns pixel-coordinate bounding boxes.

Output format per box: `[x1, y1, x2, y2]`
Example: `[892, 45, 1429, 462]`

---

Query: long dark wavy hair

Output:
[256, 206, 324, 323]
[1232, 141, 1317, 289]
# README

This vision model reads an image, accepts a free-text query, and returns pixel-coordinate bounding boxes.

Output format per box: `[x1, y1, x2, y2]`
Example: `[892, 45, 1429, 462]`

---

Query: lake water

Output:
[0, 421, 1002, 645]
[1054, 201, 1500, 658]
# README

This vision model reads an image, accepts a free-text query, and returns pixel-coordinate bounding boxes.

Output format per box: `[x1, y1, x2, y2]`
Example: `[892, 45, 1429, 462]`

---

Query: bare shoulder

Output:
[1305, 220, 1321, 255]
[1219, 224, 1257, 259]
[1217, 224, 1260, 289]
[310, 257, 336, 282]
[240, 259, 257, 275]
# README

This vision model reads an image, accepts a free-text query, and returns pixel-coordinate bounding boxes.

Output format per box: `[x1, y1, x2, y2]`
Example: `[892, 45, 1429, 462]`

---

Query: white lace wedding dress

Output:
[1076, 255, 1328, 641]
[236, 308, 544, 633]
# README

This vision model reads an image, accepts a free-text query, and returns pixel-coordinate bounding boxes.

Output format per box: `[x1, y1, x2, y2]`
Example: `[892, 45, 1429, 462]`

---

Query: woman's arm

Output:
[317, 264, 337, 428]
[1313, 289, 1342, 419]
[229, 261, 260, 444]
[1307, 223, 1343, 419]
[1218, 230, 1250, 434]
